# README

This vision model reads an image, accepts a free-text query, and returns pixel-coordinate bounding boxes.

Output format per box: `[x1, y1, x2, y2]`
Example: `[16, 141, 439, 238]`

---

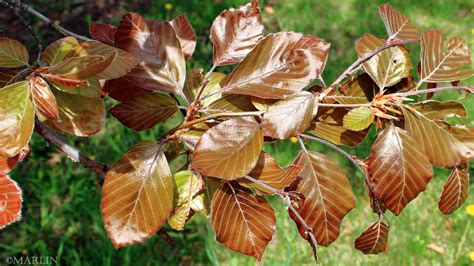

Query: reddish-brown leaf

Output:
[239, 152, 301, 194]
[170, 14, 196, 61]
[192, 118, 263, 180]
[438, 166, 469, 215]
[0, 67, 28, 88]
[211, 182, 275, 260]
[102, 78, 149, 101]
[210, 0, 264, 66]
[90, 22, 116, 45]
[48, 53, 116, 80]
[40, 73, 89, 87]
[29, 76, 59, 120]
[101, 140, 174, 248]
[354, 220, 389, 254]
[367, 124, 433, 215]
[378, 3, 418, 41]
[291, 150, 356, 246]
[109, 93, 179, 131]
[0, 145, 30, 175]
[115, 13, 185, 94]
[0, 174, 22, 229]
[222, 32, 330, 99]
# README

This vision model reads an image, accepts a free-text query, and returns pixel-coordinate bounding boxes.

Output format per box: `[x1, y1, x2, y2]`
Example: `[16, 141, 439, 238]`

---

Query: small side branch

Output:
[34, 119, 109, 177]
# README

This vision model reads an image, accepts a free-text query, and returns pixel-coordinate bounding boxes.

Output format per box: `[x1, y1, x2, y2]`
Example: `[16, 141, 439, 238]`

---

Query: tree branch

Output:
[321, 39, 419, 98]
[34, 119, 109, 178]
[395, 86, 473, 98]
[3, 0, 93, 42]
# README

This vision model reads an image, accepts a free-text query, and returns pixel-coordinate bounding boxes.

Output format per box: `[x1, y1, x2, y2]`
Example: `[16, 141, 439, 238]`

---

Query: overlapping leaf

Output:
[0, 174, 22, 229]
[291, 150, 356, 246]
[355, 33, 412, 89]
[343, 107, 374, 131]
[240, 152, 300, 194]
[109, 93, 179, 131]
[48, 53, 115, 80]
[410, 100, 467, 120]
[402, 106, 472, 167]
[0, 81, 34, 159]
[378, 3, 418, 41]
[419, 30, 473, 83]
[102, 77, 149, 101]
[0, 67, 28, 87]
[115, 13, 186, 94]
[0, 38, 29, 68]
[192, 118, 263, 180]
[170, 14, 196, 61]
[211, 182, 275, 260]
[262, 92, 317, 139]
[43, 88, 105, 136]
[354, 220, 389, 254]
[90, 22, 116, 45]
[222, 32, 330, 99]
[367, 124, 433, 215]
[210, 0, 264, 66]
[183, 69, 226, 105]
[0, 145, 30, 175]
[330, 73, 375, 104]
[168, 171, 203, 230]
[50, 77, 102, 97]
[438, 166, 469, 215]
[29, 76, 59, 120]
[206, 94, 257, 114]
[42, 37, 78, 65]
[101, 140, 174, 248]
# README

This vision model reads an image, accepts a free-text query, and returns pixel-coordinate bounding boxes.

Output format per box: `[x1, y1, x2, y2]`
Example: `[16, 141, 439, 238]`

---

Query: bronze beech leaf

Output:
[109, 93, 179, 131]
[291, 150, 356, 246]
[410, 100, 467, 121]
[101, 140, 174, 248]
[0, 81, 34, 159]
[0, 67, 28, 88]
[330, 73, 376, 105]
[210, 182, 276, 260]
[0, 174, 22, 229]
[354, 220, 389, 254]
[29, 76, 59, 120]
[102, 77, 149, 101]
[222, 32, 330, 99]
[206, 94, 256, 114]
[170, 14, 196, 61]
[48, 54, 116, 80]
[90, 22, 116, 45]
[402, 106, 472, 167]
[367, 124, 433, 215]
[355, 33, 412, 90]
[192, 118, 263, 180]
[115, 13, 186, 94]
[210, 0, 264, 66]
[41, 37, 78, 65]
[378, 3, 419, 41]
[40, 73, 88, 87]
[0, 38, 29, 68]
[419, 30, 473, 83]
[183, 69, 226, 105]
[262, 92, 317, 139]
[50, 77, 102, 98]
[0, 145, 30, 175]
[438, 166, 469, 215]
[239, 152, 300, 194]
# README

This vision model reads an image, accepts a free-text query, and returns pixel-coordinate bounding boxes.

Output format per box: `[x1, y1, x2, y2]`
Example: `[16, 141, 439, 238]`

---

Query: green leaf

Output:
[42, 37, 78, 65]
[343, 107, 374, 131]
[183, 69, 225, 105]
[0, 38, 29, 68]
[0, 81, 34, 159]
[207, 94, 257, 114]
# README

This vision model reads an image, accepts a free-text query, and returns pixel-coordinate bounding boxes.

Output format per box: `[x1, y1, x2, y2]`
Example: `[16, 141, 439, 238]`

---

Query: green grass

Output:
[1, 0, 473, 265]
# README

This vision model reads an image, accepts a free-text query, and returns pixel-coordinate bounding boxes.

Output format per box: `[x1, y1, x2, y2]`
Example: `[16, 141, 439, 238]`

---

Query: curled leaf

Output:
[438, 166, 469, 215]
[354, 220, 389, 254]
[29, 76, 59, 120]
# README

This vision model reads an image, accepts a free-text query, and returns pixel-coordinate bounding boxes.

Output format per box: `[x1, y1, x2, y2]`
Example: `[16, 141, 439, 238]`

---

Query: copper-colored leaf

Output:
[109, 93, 178, 131]
[101, 140, 174, 248]
[330, 73, 375, 104]
[63, 41, 139, 80]
[240, 152, 300, 194]
[50, 77, 101, 97]
[102, 78, 149, 101]
[291, 150, 356, 246]
[90, 22, 116, 45]
[342, 107, 374, 131]
[438, 166, 469, 215]
[42, 37, 78, 65]
[354, 220, 389, 254]
[43, 88, 105, 136]
[0, 145, 30, 175]
[40, 73, 89, 87]
[355, 33, 412, 89]
[410, 100, 467, 120]
[0, 38, 29, 68]
[0, 81, 34, 159]
[0, 67, 28, 87]
[419, 30, 473, 83]
[29, 76, 58, 120]
[378, 3, 418, 41]
[210, 0, 264, 66]
[211, 182, 275, 260]
[206, 94, 256, 114]
[170, 14, 196, 61]
[367, 124, 433, 215]
[0, 174, 22, 229]
[262, 92, 317, 139]
[402, 106, 472, 167]
[48, 54, 116, 80]
[192, 118, 263, 180]
[115, 13, 185, 94]
[222, 32, 330, 99]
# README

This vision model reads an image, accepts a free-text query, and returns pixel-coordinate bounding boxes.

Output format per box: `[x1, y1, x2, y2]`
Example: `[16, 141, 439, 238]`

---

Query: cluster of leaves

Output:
[0, 0, 473, 262]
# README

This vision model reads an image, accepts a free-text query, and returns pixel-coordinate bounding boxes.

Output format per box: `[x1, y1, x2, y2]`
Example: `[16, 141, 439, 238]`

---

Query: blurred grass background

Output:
[1, 0, 473, 265]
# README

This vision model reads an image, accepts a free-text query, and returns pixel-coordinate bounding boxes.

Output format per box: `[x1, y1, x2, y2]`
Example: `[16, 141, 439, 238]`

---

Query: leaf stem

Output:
[3, 0, 93, 42]
[194, 64, 217, 104]
[318, 102, 372, 108]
